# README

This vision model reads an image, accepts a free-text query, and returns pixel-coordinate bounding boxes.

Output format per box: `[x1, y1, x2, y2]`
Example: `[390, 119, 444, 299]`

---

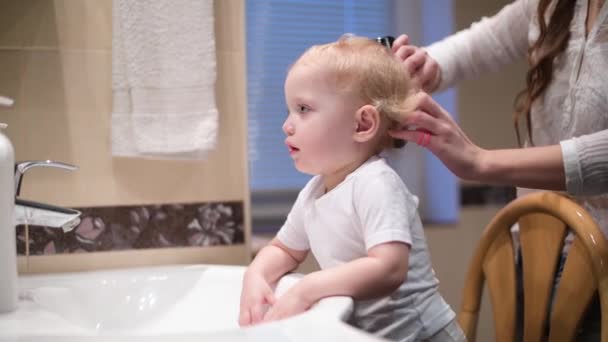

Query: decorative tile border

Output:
[16, 201, 244, 256]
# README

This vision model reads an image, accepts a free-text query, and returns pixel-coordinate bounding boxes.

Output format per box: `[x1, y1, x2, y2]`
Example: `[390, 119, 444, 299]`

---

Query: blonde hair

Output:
[292, 35, 414, 148]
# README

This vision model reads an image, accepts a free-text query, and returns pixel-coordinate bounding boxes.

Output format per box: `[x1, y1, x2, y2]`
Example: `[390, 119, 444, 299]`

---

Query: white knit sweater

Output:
[426, 0, 608, 234]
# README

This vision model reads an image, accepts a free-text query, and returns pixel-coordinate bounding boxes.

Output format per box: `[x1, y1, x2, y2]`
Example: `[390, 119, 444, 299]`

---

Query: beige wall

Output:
[1, 0, 251, 271]
[432, 1, 528, 339]
[455, 0, 527, 151]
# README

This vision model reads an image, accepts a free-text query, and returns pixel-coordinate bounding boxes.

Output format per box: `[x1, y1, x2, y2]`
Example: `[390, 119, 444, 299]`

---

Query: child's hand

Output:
[238, 271, 276, 326]
[263, 286, 312, 322]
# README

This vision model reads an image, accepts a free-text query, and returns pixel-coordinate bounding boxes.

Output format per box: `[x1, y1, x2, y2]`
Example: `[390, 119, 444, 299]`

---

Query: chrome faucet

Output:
[15, 160, 77, 197]
[14, 160, 81, 232]
[0, 97, 82, 314]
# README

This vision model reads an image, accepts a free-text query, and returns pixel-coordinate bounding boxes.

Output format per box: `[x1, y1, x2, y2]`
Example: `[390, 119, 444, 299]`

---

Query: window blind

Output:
[246, 0, 396, 191]
[246, 0, 459, 226]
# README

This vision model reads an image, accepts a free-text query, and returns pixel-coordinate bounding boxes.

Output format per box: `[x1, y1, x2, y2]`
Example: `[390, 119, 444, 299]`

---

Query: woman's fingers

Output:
[392, 34, 410, 53]
[411, 109, 443, 132]
[419, 57, 440, 92]
[392, 107, 441, 135]
[401, 92, 439, 120]
[390, 92, 455, 149]
[404, 49, 427, 76]
[391, 37, 441, 93]
[406, 92, 451, 120]
[389, 127, 435, 148]
[394, 45, 416, 62]
[392, 90, 484, 179]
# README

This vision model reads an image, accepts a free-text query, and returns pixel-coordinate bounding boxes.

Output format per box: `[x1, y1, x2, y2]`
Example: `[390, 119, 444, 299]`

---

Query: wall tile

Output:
[16, 49, 110, 204]
[20, 0, 60, 49]
[215, 0, 245, 53]
[9, 0, 250, 272]
[18, 50, 72, 163]
[17, 256, 27, 273]
[0, 0, 25, 47]
[21, 201, 245, 255]
[20, 0, 112, 50]
[53, 0, 112, 51]
[0, 50, 25, 149]
[61, 50, 111, 116]
[214, 51, 248, 190]
[18, 50, 111, 162]
[20, 50, 65, 115]
[16, 226, 27, 256]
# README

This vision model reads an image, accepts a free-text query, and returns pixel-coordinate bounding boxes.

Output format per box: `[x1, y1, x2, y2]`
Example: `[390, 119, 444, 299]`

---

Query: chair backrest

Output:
[458, 191, 608, 342]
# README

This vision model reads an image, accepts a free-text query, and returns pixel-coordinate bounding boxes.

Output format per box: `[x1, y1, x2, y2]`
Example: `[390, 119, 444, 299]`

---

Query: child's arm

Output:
[264, 241, 409, 321]
[239, 238, 309, 326]
[247, 238, 309, 284]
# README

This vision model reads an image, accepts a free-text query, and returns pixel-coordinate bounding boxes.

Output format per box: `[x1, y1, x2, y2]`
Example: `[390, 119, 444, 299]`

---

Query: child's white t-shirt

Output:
[277, 156, 455, 341]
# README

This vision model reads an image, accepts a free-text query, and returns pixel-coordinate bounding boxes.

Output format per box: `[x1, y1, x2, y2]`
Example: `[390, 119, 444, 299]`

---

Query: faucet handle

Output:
[14, 160, 78, 197]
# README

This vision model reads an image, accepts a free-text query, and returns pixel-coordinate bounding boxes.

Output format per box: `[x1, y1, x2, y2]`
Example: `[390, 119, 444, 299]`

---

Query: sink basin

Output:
[0, 264, 384, 341]
[16, 265, 239, 334]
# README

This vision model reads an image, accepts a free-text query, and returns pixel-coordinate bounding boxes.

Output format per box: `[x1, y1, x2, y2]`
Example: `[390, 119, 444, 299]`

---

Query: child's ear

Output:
[353, 104, 380, 143]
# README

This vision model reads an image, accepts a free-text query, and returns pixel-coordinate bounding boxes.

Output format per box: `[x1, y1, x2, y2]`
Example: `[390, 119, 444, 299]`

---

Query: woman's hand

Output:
[392, 34, 441, 93]
[390, 92, 486, 180]
[238, 271, 277, 326]
[263, 285, 313, 323]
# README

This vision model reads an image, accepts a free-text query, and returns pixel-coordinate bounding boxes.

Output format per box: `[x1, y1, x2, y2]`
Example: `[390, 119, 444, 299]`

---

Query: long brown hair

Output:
[513, 0, 576, 146]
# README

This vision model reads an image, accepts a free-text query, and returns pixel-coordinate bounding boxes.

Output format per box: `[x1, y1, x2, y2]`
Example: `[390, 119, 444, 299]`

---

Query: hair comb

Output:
[376, 36, 396, 49]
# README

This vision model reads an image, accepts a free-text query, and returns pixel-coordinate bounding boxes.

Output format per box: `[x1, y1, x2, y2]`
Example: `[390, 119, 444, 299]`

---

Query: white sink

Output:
[0, 264, 386, 341]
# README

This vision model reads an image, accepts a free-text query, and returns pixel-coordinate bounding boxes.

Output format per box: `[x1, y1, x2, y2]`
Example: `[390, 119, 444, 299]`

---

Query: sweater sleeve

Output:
[560, 129, 608, 196]
[425, 0, 534, 91]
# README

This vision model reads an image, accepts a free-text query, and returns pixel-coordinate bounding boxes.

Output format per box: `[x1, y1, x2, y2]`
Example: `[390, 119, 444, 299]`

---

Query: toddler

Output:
[239, 35, 465, 342]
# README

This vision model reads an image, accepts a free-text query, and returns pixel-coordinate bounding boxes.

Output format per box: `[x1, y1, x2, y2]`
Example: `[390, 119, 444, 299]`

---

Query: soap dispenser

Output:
[0, 95, 17, 313]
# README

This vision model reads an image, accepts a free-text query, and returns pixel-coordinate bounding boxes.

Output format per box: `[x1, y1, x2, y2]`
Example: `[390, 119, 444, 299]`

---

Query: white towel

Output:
[111, 0, 217, 160]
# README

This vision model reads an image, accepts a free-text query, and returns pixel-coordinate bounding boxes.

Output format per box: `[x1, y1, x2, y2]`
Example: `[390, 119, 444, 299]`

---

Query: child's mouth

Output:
[285, 142, 300, 154]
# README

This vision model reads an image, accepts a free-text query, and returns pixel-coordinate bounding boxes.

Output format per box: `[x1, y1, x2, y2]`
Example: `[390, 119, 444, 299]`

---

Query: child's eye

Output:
[298, 105, 310, 113]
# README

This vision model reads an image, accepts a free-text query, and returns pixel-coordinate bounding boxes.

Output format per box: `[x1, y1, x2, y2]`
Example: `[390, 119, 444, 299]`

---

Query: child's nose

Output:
[282, 120, 295, 135]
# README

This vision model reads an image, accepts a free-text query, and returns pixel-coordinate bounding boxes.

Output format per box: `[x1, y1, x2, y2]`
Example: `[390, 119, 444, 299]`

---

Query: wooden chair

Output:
[458, 191, 608, 342]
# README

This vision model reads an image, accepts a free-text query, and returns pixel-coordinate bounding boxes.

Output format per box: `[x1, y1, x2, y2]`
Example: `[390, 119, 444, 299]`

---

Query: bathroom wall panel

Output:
[1, 0, 251, 271]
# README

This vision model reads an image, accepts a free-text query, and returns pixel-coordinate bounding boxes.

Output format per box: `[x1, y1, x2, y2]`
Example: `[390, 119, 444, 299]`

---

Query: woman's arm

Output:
[476, 144, 565, 190]
[426, 0, 533, 91]
[562, 131, 608, 195]
[473, 131, 608, 194]
[390, 92, 608, 194]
